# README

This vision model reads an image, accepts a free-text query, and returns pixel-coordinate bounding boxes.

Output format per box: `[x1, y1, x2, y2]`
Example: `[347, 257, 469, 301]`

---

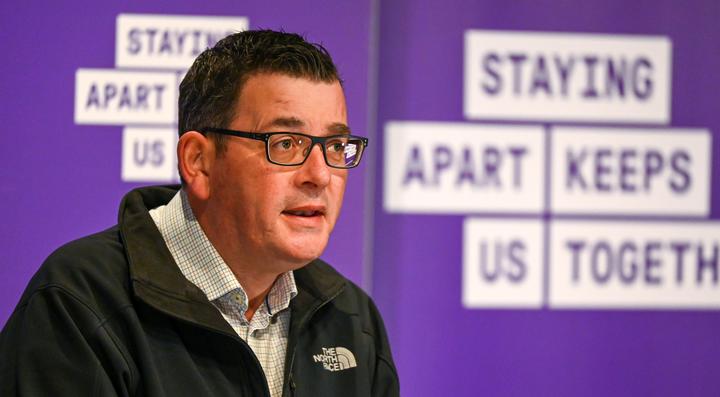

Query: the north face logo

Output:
[313, 346, 357, 371]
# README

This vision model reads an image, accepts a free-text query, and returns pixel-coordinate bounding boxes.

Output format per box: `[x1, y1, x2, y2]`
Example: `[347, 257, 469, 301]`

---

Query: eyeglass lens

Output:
[267, 134, 363, 168]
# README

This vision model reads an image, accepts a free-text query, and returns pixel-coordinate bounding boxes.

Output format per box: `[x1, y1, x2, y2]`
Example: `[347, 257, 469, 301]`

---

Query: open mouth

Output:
[283, 209, 324, 217]
[282, 206, 326, 218]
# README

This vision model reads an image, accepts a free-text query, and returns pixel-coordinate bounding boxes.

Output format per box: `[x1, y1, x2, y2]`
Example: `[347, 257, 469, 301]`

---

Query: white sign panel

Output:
[75, 69, 177, 125]
[550, 220, 720, 309]
[384, 121, 544, 213]
[463, 218, 544, 308]
[551, 126, 711, 216]
[122, 127, 177, 182]
[116, 14, 248, 70]
[465, 30, 671, 123]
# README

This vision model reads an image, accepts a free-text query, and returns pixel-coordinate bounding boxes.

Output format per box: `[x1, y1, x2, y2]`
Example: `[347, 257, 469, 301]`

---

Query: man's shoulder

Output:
[20, 226, 132, 313]
[25, 184, 179, 305]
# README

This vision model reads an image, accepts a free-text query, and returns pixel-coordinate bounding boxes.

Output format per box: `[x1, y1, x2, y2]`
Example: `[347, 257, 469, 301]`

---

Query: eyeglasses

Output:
[202, 128, 368, 169]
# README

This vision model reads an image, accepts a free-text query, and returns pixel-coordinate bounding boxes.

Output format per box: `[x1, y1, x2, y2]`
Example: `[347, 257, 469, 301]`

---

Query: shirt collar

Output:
[149, 190, 297, 313]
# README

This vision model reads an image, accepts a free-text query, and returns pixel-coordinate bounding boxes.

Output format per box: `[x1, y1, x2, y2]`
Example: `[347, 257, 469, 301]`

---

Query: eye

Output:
[270, 135, 297, 151]
[280, 139, 293, 150]
[326, 138, 346, 153]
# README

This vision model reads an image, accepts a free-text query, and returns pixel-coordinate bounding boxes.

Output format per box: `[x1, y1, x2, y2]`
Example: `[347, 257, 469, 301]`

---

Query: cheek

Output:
[254, 175, 292, 216]
[328, 173, 348, 211]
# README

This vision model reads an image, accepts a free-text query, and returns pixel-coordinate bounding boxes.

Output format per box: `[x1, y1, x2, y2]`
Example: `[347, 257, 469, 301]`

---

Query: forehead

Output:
[231, 73, 347, 134]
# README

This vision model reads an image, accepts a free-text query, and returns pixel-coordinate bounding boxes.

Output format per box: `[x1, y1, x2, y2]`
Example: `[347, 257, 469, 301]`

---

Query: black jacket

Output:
[0, 186, 399, 396]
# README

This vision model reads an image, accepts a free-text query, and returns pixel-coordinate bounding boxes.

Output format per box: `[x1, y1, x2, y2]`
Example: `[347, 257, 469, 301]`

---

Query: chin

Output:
[295, 248, 326, 264]
[280, 241, 328, 266]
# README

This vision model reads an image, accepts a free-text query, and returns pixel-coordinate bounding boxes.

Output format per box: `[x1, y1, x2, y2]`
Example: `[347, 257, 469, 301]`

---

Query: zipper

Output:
[288, 373, 297, 396]
[284, 285, 346, 396]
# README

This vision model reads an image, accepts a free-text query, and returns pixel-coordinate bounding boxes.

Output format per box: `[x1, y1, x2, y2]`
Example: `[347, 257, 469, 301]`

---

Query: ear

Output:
[178, 131, 214, 201]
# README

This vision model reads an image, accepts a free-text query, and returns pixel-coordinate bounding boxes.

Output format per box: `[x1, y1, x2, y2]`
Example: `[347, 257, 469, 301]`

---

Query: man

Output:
[0, 30, 399, 396]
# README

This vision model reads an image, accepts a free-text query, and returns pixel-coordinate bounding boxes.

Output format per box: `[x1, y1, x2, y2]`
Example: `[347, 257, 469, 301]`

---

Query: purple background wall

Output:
[2, 1, 720, 396]
[372, 1, 720, 396]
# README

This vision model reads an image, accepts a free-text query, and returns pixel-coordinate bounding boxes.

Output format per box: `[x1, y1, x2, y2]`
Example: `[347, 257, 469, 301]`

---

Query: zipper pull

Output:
[289, 373, 297, 391]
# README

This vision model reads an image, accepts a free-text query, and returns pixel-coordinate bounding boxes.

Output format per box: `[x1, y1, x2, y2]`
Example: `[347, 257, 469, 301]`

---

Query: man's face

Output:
[206, 73, 348, 273]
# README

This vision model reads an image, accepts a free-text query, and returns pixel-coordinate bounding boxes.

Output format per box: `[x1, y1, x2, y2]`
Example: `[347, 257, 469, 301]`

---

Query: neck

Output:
[188, 194, 284, 321]
[232, 269, 279, 321]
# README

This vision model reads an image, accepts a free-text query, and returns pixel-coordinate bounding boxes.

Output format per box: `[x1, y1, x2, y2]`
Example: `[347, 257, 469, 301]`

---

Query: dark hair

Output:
[178, 29, 341, 155]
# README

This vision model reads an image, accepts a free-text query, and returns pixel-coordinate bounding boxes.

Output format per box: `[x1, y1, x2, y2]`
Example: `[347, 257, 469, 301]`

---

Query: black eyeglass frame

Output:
[201, 127, 369, 169]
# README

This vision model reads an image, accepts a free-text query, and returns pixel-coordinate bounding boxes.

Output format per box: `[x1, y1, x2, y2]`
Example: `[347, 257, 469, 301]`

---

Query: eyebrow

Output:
[266, 117, 305, 130]
[265, 117, 351, 135]
[328, 122, 351, 135]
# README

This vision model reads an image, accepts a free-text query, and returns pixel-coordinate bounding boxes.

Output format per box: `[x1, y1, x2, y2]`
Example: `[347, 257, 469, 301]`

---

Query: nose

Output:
[295, 144, 331, 190]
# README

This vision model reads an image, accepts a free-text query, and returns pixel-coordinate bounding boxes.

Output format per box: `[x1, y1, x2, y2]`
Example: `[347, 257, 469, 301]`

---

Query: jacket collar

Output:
[117, 185, 347, 335]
